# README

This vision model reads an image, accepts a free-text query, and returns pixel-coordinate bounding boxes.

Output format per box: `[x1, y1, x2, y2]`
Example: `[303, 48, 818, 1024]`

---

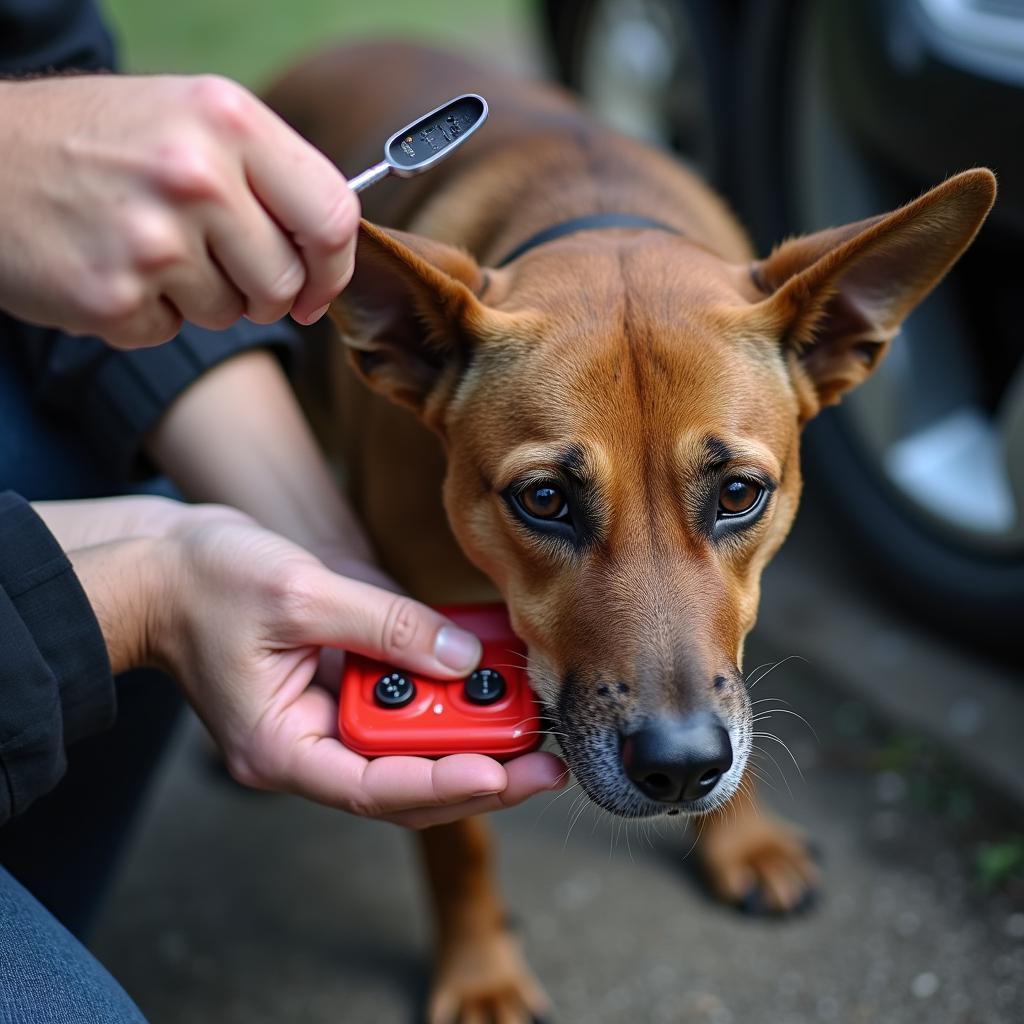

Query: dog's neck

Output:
[495, 213, 681, 266]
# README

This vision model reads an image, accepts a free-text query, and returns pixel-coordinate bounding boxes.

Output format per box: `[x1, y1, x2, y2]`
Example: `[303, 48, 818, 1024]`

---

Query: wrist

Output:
[69, 535, 179, 676]
[33, 494, 197, 551]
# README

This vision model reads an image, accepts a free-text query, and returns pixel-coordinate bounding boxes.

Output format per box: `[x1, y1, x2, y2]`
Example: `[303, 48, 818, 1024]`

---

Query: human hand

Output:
[0, 74, 358, 346]
[67, 506, 566, 827]
[140, 346, 408, 688]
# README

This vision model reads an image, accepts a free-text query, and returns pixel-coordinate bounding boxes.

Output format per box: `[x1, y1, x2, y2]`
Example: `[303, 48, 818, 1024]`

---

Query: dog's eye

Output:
[717, 478, 763, 517]
[518, 482, 570, 521]
[504, 479, 586, 548]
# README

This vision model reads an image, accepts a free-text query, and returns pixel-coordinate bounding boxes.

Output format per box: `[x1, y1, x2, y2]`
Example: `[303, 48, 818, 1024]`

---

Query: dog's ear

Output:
[751, 168, 995, 417]
[329, 222, 514, 425]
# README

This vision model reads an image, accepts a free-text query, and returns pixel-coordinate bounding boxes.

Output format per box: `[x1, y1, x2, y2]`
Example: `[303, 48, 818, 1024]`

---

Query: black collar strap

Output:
[495, 213, 681, 267]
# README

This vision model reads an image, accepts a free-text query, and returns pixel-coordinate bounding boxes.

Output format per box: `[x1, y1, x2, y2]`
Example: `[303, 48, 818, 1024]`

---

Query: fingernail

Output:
[434, 625, 481, 672]
[302, 303, 330, 325]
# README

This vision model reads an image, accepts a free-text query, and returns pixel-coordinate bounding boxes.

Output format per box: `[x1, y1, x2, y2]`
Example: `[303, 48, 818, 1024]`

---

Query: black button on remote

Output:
[374, 671, 415, 708]
[465, 668, 506, 705]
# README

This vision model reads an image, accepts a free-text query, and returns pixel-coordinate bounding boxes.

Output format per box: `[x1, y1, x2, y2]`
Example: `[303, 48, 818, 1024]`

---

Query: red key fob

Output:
[338, 603, 543, 759]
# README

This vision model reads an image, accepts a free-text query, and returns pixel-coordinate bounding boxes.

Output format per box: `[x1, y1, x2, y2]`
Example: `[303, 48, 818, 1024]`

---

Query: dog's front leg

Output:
[418, 817, 550, 1024]
[696, 781, 819, 915]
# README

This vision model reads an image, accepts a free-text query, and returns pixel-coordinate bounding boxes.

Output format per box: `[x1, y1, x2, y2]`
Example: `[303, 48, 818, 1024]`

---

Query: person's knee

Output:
[0, 868, 148, 1024]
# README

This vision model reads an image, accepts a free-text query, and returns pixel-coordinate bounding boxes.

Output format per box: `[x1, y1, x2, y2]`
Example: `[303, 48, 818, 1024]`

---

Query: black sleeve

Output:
[5, 316, 301, 482]
[0, 491, 113, 826]
[0, 0, 116, 74]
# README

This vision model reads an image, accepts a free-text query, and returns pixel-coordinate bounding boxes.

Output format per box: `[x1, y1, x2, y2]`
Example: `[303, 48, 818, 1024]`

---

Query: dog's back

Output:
[268, 42, 748, 251]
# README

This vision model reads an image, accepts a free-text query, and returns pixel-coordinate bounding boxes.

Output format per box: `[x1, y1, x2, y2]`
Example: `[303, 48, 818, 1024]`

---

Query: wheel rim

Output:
[789, 2, 1024, 555]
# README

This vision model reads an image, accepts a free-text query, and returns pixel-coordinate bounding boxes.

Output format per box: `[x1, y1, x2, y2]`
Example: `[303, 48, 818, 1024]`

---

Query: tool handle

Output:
[348, 161, 391, 193]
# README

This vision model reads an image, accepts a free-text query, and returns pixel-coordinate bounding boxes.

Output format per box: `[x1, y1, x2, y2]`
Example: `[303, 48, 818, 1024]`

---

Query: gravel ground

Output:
[90, 634, 1024, 1024]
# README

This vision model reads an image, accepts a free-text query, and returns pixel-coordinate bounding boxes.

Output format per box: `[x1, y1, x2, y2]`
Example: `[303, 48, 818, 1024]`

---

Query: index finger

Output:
[297, 571, 482, 680]
[241, 102, 360, 323]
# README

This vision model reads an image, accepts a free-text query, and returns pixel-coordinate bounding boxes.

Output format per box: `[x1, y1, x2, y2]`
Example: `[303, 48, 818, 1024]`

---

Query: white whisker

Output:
[564, 791, 592, 848]
[753, 731, 804, 781]
[752, 707, 819, 743]
[750, 748, 794, 798]
[534, 778, 580, 824]
[745, 654, 808, 689]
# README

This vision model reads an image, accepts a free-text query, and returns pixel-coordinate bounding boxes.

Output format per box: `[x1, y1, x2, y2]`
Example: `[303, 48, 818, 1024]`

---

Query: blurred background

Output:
[94, 2, 1024, 1022]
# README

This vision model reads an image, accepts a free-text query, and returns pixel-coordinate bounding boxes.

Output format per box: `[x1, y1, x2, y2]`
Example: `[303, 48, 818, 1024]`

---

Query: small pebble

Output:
[911, 972, 940, 999]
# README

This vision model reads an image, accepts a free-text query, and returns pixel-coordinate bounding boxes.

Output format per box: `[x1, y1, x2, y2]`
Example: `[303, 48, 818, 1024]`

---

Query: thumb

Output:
[299, 570, 482, 678]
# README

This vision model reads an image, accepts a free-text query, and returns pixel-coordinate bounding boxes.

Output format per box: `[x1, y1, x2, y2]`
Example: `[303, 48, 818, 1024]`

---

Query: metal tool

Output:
[347, 94, 488, 193]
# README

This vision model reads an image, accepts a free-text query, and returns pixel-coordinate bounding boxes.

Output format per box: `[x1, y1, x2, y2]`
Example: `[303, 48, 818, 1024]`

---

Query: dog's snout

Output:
[621, 716, 733, 804]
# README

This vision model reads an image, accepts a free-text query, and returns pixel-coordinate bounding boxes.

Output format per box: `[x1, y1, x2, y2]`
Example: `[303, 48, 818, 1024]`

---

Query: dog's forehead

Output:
[489, 237, 783, 377]
[469, 248, 796, 463]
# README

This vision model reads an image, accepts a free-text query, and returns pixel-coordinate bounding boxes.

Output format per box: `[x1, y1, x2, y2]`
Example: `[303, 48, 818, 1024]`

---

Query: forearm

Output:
[145, 348, 374, 561]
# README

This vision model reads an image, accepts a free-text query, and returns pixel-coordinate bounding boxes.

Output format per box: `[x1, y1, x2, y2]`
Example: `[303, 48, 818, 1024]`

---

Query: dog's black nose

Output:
[621, 716, 733, 803]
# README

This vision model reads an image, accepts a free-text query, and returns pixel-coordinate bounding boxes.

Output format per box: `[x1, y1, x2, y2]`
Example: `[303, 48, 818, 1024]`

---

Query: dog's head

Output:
[331, 169, 995, 818]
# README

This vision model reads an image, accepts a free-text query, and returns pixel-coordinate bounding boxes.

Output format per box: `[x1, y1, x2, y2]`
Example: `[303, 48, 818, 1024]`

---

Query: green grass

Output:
[101, 0, 535, 90]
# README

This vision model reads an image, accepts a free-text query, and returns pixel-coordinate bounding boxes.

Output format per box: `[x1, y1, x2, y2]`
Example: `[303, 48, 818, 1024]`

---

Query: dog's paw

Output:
[697, 809, 820, 916]
[427, 928, 551, 1024]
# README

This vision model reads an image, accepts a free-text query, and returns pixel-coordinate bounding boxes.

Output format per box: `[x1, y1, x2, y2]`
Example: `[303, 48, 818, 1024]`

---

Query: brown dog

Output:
[266, 42, 995, 1023]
